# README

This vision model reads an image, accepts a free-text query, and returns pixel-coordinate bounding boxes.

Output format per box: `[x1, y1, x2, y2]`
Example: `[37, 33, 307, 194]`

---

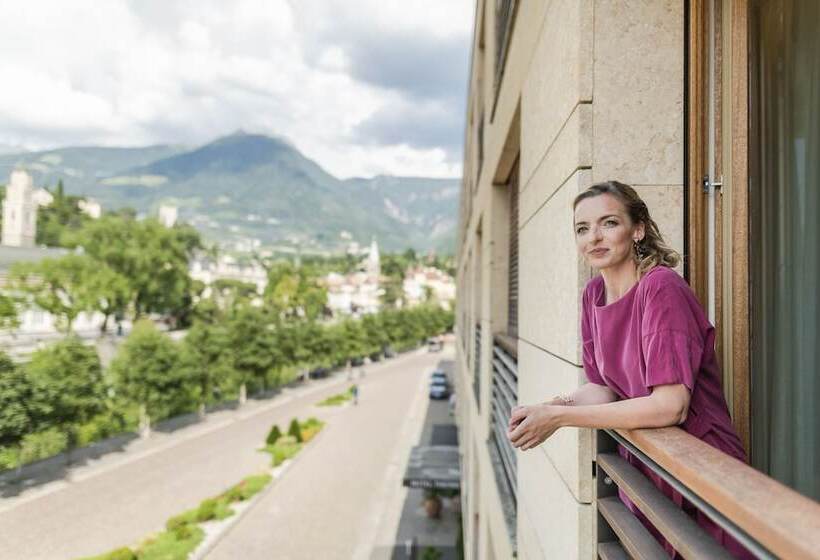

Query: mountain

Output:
[344, 175, 458, 252]
[0, 133, 459, 253]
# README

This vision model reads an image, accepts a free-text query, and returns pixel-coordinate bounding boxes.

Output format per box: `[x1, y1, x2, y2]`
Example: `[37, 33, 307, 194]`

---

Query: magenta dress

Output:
[581, 266, 751, 558]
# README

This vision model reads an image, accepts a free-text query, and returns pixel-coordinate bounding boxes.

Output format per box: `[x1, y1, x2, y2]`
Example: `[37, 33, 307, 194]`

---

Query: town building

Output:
[78, 198, 102, 219]
[158, 204, 178, 228]
[455, 2, 819, 559]
[403, 265, 456, 308]
[2, 170, 38, 248]
[189, 254, 268, 296]
[325, 238, 383, 316]
[324, 270, 382, 316]
[32, 187, 54, 208]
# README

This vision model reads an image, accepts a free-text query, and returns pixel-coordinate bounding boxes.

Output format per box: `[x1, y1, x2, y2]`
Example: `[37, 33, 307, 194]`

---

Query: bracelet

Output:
[551, 393, 575, 406]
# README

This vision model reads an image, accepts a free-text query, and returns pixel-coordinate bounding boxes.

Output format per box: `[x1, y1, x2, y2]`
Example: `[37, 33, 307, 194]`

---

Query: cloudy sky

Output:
[0, 0, 474, 178]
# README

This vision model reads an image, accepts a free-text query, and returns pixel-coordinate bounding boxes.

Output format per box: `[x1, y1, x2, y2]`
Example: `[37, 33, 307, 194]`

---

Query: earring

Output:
[633, 239, 645, 259]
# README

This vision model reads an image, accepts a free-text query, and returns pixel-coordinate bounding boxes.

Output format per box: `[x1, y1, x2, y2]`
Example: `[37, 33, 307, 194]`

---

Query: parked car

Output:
[427, 337, 443, 352]
[430, 370, 448, 384]
[309, 366, 330, 379]
[429, 380, 450, 400]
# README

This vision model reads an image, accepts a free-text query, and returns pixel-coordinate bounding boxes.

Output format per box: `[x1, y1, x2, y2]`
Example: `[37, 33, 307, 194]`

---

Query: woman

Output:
[506, 180, 749, 557]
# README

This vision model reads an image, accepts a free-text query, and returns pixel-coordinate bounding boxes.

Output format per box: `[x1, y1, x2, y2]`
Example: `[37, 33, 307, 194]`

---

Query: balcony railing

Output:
[473, 322, 481, 409]
[488, 334, 518, 549]
[596, 427, 820, 559]
[494, 0, 517, 95]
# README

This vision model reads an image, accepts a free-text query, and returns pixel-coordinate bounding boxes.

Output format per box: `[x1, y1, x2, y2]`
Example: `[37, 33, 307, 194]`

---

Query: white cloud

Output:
[0, 0, 472, 178]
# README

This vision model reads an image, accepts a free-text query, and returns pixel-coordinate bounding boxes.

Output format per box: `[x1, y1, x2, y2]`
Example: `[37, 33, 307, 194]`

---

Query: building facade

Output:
[2, 170, 38, 248]
[455, 1, 819, 558]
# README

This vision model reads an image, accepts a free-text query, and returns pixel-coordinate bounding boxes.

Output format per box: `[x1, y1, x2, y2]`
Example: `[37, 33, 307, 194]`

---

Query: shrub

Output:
[222, 485, 244, 502]
[238, 473, 271, 499]
[195, 498, 218, 522]
[265, 436, 301, 467]
[165, 513, 192, 533]
[76, 409, 129, 447]
[299, 417, 324, 442]
[421, 547, 443, 560]
[86, 547, 138, 560]
[0, 446, 20, 471]
[300, 426, 320, 442]
[170, 521, 193, 540]
[19, 428, 68, 465]
[287, 418, 303, 443]
[265, 424, 282, 445]
[303, 417, 322, 428]
[137, 524, 204, 560]
[317, 391, 351, 406]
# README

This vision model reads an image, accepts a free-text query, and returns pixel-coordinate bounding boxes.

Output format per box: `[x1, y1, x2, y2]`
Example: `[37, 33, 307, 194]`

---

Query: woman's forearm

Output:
[553, 382, 618, 406]
[556, 391, 685, 430]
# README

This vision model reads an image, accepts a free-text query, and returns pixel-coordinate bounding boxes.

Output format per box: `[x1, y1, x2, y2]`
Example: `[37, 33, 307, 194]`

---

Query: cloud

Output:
[0, 0, 473, 178]
[355, 97, 464, 157]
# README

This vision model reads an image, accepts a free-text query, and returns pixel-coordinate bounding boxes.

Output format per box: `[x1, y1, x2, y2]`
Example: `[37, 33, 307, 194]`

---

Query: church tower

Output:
[366, 237, 380, 280]
[2, 170, 37, 247]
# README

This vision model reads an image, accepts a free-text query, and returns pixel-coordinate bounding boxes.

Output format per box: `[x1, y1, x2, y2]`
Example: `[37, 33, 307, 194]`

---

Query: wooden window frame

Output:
[686, 0, 750, 453]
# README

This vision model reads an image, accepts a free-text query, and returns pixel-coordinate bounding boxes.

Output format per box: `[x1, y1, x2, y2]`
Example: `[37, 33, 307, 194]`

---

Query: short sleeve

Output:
[641, 284, 704, 391]
[581, 285, 607, 386]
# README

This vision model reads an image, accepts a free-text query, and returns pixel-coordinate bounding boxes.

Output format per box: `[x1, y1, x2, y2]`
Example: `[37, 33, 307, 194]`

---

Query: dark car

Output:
[309, 366, 330, 379]
[430, 370, 447, 384]
[429, 380, 450, 400]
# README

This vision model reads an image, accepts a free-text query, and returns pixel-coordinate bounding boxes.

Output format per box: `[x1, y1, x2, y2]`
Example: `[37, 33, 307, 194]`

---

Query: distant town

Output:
[0, 167, 455, 360]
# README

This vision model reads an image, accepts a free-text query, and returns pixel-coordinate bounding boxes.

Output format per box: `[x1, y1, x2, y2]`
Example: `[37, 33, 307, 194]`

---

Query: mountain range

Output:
[0, 132, 460, 253]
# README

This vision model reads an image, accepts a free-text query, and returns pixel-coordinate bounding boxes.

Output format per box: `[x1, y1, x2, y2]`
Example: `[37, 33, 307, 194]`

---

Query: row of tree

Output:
[0, 303, 453, 463]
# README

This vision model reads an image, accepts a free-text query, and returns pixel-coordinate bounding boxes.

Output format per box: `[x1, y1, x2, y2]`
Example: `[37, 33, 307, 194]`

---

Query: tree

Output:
[35, 180, 91, 247]
[10, 255, 99, 332]
[25, 337, 105, 446]
[73, 216, 202, 320]
[226, 305, 281, 393]
[82, 262, 131, 334]
[361, 313, 388, 355]
[380, 277, 404, 308]
[264, 262, 327, 320]
[0, 292, 20, 331]
[178, 321, 238, 406]
[0, 353, 46, 447]
[212, 279, 258, 310]
[110, 320, 193, 422]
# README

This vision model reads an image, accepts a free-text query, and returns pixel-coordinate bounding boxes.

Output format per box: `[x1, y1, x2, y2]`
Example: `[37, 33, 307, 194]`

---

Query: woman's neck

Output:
[600, 261, 640, 304]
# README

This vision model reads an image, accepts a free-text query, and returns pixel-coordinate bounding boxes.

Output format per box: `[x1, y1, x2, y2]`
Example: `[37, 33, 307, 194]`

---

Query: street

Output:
[0, 347, 446, 560]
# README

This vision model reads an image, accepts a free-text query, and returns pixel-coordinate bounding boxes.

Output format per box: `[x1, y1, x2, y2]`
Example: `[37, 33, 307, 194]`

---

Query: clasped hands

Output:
[507, 403, 563, 451]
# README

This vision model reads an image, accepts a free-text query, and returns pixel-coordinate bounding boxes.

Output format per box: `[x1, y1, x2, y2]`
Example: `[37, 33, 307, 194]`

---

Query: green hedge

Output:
[80, 473, 272, 560]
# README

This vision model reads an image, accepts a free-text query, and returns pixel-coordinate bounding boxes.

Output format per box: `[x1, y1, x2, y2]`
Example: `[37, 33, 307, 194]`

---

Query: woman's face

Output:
[573, 193, 645, 271]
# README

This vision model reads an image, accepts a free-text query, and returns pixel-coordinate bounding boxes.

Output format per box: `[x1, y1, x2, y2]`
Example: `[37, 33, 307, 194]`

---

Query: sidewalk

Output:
[370, 359, 461, 560]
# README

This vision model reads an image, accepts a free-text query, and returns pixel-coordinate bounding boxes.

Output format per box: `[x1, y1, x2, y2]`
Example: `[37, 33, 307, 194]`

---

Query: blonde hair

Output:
[573, 180, 680, 275]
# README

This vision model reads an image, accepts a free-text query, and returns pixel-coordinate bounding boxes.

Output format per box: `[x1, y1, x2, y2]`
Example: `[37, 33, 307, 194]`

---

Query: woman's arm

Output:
[507, 384, 690, 451]
[554, 382, 619, 406]
[510, 383, 618, 432]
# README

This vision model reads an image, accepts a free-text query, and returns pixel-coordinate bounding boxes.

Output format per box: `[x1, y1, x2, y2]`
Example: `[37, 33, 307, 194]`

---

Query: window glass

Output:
[749, 0, 819, 500]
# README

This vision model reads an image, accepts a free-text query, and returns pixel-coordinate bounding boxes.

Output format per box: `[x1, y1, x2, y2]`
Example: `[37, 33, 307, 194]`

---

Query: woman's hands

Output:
[507, 404, 564, 451]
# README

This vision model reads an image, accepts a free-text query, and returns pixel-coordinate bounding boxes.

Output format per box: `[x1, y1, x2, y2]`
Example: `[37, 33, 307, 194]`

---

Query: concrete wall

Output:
[456, 1, 684, 558]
